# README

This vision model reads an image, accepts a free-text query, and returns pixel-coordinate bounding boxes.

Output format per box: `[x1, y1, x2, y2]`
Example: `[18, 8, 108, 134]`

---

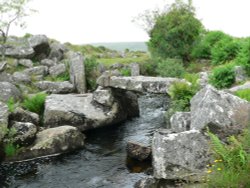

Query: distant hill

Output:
[90, 42, 148, 52]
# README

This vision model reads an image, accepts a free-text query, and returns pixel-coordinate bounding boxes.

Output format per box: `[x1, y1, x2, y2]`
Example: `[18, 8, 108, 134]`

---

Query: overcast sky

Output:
[10, 0, 250, 44]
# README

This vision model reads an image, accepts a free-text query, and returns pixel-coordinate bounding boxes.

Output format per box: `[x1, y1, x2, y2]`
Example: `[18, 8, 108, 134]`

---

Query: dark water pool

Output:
[0, 94, 168, 188]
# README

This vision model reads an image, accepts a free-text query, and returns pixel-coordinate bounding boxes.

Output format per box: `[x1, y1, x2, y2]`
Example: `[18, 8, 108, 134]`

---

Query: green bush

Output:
[22, 93, 47, 115]
[211, 38, 240, 65]
[235, 38, 250, 76]
[140, 59, 158, 76]
[120, 68, 131, 76]
[207, 129, 250, 187]
[7, 97, 17, 112]
[156, 58, 186, 78]
[3, 127, 19, 157]
[235, 89, 250, 102]
[84, 57, 99, 91]
[209, 63, 235, 89]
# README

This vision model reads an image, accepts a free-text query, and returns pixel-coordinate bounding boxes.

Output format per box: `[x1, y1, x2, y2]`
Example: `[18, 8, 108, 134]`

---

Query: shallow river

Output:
[0, 94, 168, 188]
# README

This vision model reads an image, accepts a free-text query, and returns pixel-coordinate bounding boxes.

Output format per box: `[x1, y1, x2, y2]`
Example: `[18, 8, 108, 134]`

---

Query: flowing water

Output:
[0, 94, 169, 188]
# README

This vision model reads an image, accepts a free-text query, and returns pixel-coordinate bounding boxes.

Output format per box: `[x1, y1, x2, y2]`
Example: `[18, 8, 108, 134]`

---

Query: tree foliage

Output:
[147, 0, 203, 63]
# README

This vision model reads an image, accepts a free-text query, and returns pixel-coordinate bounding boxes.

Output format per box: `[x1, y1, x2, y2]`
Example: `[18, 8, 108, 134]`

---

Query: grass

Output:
[235, 89, 250, 102]
[7, 97, 18, 112]
[22, 93, 47, 115]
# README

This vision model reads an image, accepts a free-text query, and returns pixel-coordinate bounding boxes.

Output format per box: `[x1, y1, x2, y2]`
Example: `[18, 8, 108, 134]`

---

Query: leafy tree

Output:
[147, 0, 203, 64]
[0, 0, 35, 60]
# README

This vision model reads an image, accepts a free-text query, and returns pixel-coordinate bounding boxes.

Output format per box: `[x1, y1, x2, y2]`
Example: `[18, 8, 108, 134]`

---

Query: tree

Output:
[0, 0, 34, 60]
[147, 0, 203, 64]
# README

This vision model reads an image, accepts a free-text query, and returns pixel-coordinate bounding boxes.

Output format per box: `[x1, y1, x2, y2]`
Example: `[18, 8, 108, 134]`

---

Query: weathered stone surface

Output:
[93, 87, 114, 107]
[28, 35, 50, 60]
[23, 66, 48, 77]
[197, 72, 209, 88]
[191, 85, 250, 137]
[0, 102, 9, 142]
[130, 63, 140, 76]
[0, 82, 22, 102]
[0, 61, 7, 72]
[0, 72, 13, 83]
[48, 42, 67, 61]
[134, 177, 158, 188]
[127, 141, 151, 161]
[4, 45, 34, 59]
[234, 66, 247, 83]
[40, 59, 57, 67]
[8, 126, 85, 161]
[44, 91, 138, 131]
[170, 112, 191, 132]
[229, 81, 250, 93]
[11, 121, 37, 146]
[18, 59, 33, 68]
[13, 72, 31, 84]
[10, 107, 39, 125]
[35, 81, 74, 94]
[49, 64, 66, 77]
[97, 76, 188, 94]
[152, 129, 209, 180]
[66, 51, 86, 93]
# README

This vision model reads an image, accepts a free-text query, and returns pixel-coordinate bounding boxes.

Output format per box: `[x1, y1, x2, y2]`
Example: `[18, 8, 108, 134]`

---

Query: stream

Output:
[0, 94, 169, 188]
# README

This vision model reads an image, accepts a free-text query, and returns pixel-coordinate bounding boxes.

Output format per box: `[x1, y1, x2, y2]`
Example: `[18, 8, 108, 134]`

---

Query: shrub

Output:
[7, 97, 16, 112]
[3, 127, 19, 157]
[84, 57, 99, 91]
[140, 59, 158, 76]
[207, 129, 250, 187]
[120, 68, 131, 76]
[235, 38, 250, 76]
[211, 38, 240, 65]
[209, 63, 235, 89]
[235, 89, 250, 102]
[22, 93, 47, 115]
[156, 58, 186, 78]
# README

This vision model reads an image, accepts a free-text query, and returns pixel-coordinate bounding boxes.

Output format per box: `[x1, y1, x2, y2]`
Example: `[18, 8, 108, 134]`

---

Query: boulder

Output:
[190, 85, 250, 137]
[66, 51, 86, 93]
[197, 72, 209, 88]
[4, 45, 34, 59]
[129, 63, 140, 76]
[28, 35, 50, 60]
[134, 177, 158, 188]
[40, 59, 57, 67]
[234, 66, 247, 83]
[170, 112, 191, 132]
[126, 141, 151, 161]
[49, 64, 66, 77]
[92, 87, 114, 107]
[35, 81, 74, 94]
[152, 129, 209, 180]
[0, 72, 13, 83]
[229, 81, 250, 93]
[44, 91, 138, 131]
[0, 61, 7, 72]
[18, 59, 33, 68]
[97, 76, 188, 94]
[11, 121, 37, 146]
[0, 82, 22, 102]
[0, 102, 9, 142]
[10, 107, 39, 125]
[7, 126, 85, 161]
[13, 72, 31, 84]
[23, 66, 48, 77]
[48, 42, 67, 61]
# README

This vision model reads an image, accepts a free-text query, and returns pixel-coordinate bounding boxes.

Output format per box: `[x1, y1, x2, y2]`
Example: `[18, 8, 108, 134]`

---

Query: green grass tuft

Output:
[22, 93, 47, 115]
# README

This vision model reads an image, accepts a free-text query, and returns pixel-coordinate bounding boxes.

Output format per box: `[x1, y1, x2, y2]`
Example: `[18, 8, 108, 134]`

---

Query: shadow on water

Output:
[0, 94, 169, 188]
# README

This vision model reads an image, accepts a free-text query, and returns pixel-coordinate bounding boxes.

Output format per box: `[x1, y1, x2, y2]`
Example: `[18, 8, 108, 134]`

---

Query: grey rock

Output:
[8, 126, 85, 161]
[92, 87, 114, 107]
[170, 112, 191, 132]
[191, 85, 250, 137]
[127, 141, 151, 161]
[0, 82, 22, 102]
[18, 59, 33, 68]
[35, 81, 74, 94]
[4, 45, 34, 59]
[234, 66, 247, 83]
[229, 81, 250, 93]
[40, 59, 57, 67]
[134, 177, 158, 188]
[66, 51, 86, 93]
[97, 76, 188, 94]
[152, 129, 209, 180]
[0, 72, 13, 83]
[10, 107, 39, 125]
[11, 121, 37, 146]
[197, 72, 209, 88]
[13, 72, 31, 84]
[0, 102, 9, 142]
[0, 61, 7, 72]
[28, 35, 50, 60]
[110, 63, 124, 69]
[23, 66, 48, 77]
[49, 64, 66, 77]
[48, 42, 67, 61]
[130, 63, 140, 76]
